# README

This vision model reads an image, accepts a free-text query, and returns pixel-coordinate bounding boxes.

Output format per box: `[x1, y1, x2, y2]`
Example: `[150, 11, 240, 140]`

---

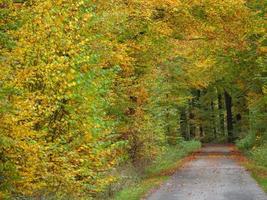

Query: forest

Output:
[0, 0, 266, 199]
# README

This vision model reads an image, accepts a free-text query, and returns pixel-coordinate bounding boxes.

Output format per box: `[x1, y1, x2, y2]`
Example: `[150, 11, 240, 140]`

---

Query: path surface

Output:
[146, 144, 267, 200]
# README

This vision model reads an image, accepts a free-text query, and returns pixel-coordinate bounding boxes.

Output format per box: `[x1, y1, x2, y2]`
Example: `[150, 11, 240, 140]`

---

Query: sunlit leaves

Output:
[0, 0, 265, 199]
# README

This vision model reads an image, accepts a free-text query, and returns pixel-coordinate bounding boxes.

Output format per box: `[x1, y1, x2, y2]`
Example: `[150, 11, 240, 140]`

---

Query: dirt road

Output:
[146, 145, 267, 200]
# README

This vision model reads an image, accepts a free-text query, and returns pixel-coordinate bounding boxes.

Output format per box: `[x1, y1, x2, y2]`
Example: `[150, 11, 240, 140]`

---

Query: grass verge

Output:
[112, 141, 201, 200]
[236, 137, 267, 193]
[244, 162, 267, 192]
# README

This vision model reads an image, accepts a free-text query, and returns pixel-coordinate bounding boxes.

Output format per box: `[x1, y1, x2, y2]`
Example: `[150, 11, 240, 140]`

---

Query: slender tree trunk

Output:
[211, 101, 217, 140]
[224, 91, 233, 142]
[166, 94, 172, 144]
[196, 90, 202, 138]
[200, 126, 203, 137]
[180, 108, 188, 140]
[189, 99, 195, 139]
[218, 93, 225, 135]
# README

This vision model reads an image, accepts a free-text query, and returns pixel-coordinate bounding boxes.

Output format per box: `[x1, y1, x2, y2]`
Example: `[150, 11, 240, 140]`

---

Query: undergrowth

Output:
[237, 133, 267, 192]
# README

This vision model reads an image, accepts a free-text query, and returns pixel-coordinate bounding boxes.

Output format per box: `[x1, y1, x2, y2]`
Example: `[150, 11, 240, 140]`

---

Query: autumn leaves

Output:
[0, 0, 265, 199]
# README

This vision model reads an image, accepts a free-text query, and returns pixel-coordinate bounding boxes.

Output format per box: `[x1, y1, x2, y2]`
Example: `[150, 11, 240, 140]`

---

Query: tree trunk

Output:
[189, 99, 195, 139]
[218, 93, 225, 135]
[166, 94, 172, 144]
[211, 101, 217, 140]
[180, 108, 188, 140]
[196, 90, 202, 138]
[224, 91, 233, 142]
[200, 126, 203, 137]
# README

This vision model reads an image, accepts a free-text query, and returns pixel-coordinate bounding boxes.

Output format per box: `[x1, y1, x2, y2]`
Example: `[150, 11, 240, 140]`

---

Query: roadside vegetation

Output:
[111, 141, 201, 200]
[237, 135, 267, 192]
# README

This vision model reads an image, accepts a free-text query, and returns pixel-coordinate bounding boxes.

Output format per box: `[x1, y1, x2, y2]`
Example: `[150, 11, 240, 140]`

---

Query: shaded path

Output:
[146, 144, 267, 200]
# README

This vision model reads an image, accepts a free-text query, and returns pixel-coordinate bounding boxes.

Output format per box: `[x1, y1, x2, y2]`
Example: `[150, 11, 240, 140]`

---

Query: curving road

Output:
[146, 145, 267, 200]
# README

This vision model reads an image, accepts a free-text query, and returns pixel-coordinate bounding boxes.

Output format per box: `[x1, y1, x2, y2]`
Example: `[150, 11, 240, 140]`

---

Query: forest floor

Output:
[145, 144, 267, 200]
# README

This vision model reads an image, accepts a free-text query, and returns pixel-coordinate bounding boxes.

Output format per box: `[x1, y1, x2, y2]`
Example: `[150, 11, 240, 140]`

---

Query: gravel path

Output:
[146, 145, 267, 200]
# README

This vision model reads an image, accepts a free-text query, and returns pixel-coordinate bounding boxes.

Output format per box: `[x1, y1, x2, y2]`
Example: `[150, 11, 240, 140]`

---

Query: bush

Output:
[250, 145, 267, 167]
[236, 132, 256, 151]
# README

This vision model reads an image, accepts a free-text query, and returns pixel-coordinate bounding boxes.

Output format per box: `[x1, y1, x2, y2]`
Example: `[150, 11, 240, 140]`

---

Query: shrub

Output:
[236, 132, 256, 151]
[250, 145, 267, 167]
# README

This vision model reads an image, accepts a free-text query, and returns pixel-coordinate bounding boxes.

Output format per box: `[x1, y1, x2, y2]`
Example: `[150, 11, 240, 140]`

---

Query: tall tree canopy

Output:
[0, 0, 266, 199]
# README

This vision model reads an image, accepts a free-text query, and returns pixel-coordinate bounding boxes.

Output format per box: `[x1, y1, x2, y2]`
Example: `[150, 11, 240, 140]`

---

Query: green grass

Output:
[236, 135, 267, 192]
[112, 141, 201, 200]
[254, 176, 267, 192]
[237, 142, 267, 193]
[113, 176, 169, 200]
[245, 162, 267, 192]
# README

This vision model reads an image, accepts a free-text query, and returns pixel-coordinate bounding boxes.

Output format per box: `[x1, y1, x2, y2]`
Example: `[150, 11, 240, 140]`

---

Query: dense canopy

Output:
[0, 0, 266, 199]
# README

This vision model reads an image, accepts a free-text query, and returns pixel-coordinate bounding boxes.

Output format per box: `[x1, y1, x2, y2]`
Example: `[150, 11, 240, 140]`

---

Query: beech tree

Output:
[0, 0, 265, 199]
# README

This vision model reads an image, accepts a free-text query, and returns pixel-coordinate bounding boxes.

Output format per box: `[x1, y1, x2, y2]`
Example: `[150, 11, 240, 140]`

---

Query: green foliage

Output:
[250, 145, 267, 168]
[0, 0, 265, 199]
[236, 133, 256, 151]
